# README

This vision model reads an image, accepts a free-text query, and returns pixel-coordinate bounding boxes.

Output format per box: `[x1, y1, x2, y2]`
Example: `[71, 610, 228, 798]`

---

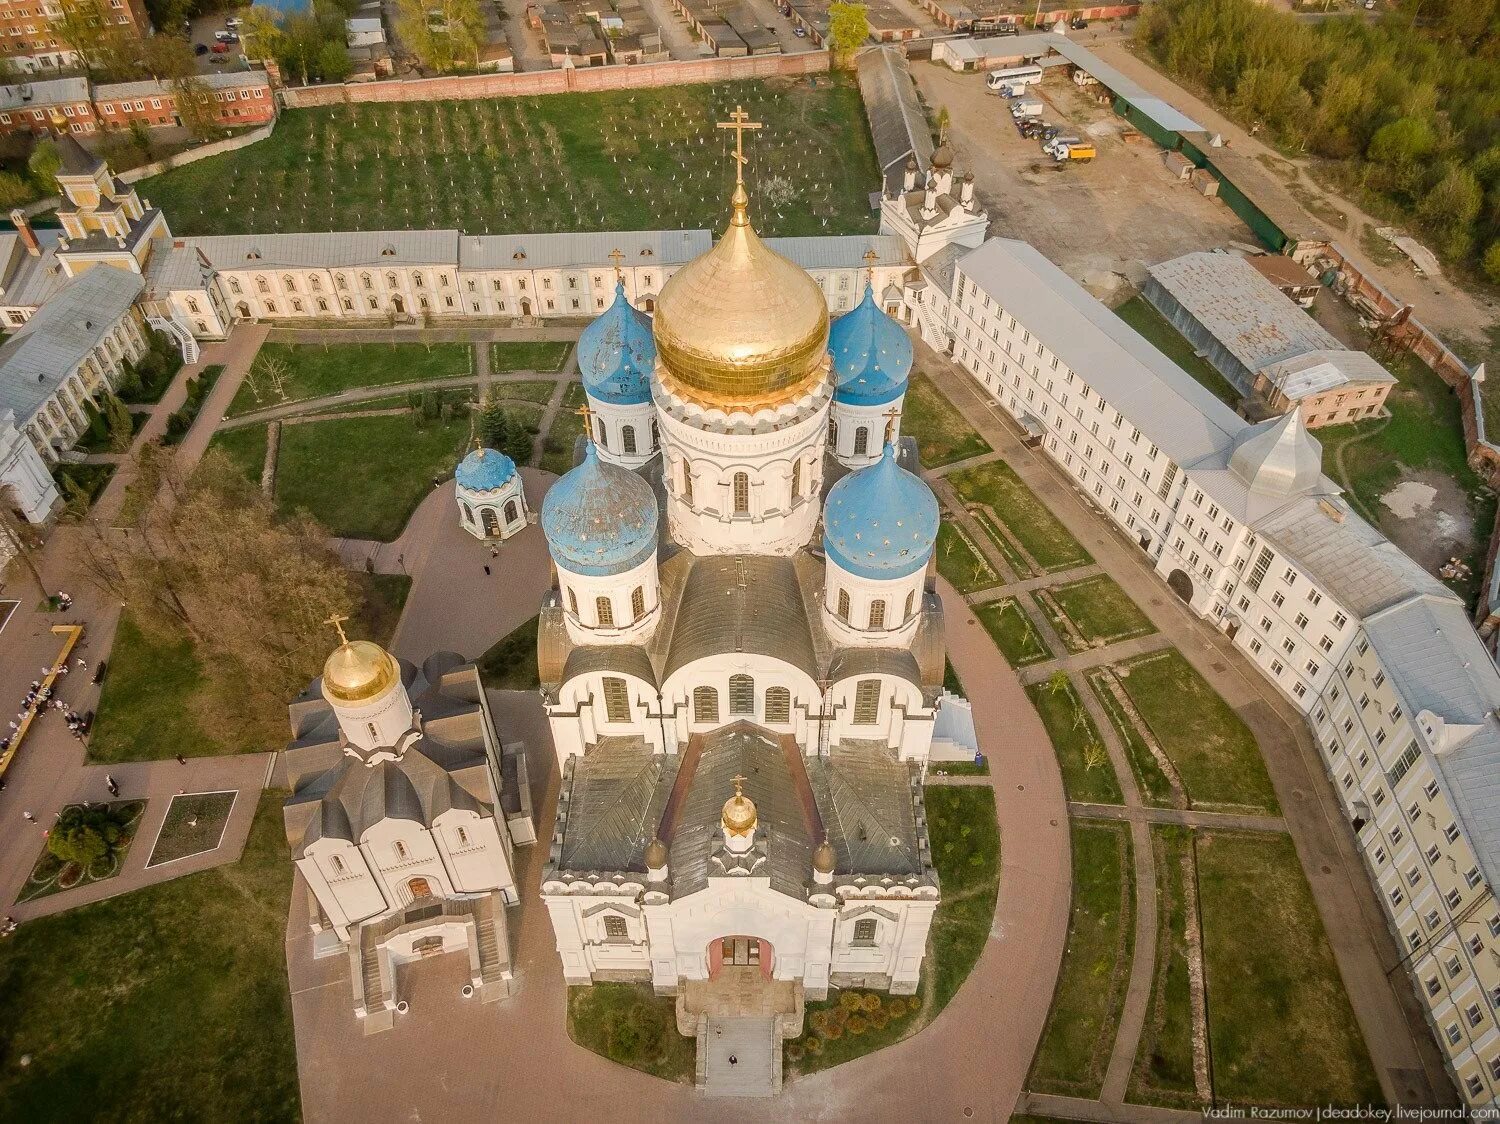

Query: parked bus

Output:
[986, 65, 1043, 92]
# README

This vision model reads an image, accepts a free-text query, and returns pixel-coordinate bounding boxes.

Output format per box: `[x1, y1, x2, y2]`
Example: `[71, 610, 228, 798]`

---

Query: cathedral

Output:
[536, 115, 947, 1051]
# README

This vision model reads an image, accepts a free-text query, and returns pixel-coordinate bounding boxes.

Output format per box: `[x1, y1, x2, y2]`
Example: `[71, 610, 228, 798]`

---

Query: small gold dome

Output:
[813, 840, 836, 874]
[653, 183, 829, 412]
[322, 640, 398, 704]
[721, 774, 757, 836]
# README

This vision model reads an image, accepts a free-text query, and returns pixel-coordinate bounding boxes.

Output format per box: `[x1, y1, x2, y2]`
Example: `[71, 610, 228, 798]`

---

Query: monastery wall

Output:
[280, 51, 831, 109]
[118, 123, 278, 185]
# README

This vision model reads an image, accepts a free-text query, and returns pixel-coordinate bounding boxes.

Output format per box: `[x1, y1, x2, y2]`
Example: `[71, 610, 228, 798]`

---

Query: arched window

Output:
[596, 596, 614, 627]
[413, 273, 425, 288]
[393, 840, 408, 860]
[765, 687, 791, 724]
[682, 462, 693, 505]
[361, 273, 372, 290]
[366, 722, 378, 743]
[853, 680, 880, 724]
[336, 274, 348, 290]
[622, 425, 636, 455]
[329, 854, 344, 875]
[461, 503, 474, 524]
[229, 277, 241, 294]
[837, 589, 850, 621]
[596, 418, 608, 449]
[733, 472, 749, 514]
[853, 426, 869, 456]
[904, 591, 916, 621]
[791, 460, 801, 500]
[255, 276, 269, 293]
[693, 686, 719, 723]
[456, 826, 468, 846]
[729, 674, 754, 716]
[869, 599, 886, 629]
[504, 500, 518, 524]
[386, 272, 397, 287]
[568, 588, 579, 616]
[602, 676, 630, 723]
[282, 275, 296, 292]
[631, 586, 645, 621]
[310, 275, 322, 292]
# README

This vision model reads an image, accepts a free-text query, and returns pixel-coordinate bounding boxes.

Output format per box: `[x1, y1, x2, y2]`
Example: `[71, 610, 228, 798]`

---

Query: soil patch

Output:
[1378, 468, 1474, 574]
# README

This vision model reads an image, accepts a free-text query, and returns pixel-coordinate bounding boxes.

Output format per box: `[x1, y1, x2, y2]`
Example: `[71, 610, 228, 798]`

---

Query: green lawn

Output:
[1043, 574, 1156, 652]
[487, 379, 560, 403]
[1114, 296, 1240, 407]
[52, 462, 116, 515]
[975, 597, 1052, 668]
[273, 412, 469, 540]
[950, 461, 1092, 573]
[1029, 820, 1134, 1098]
[227, 341, 472, 417]
[974, 506, 1035, 577]
[0, 792, 299, 1121]
[1089, 669, 1178, 807]
[147, 790, 238, 867]
[943, 656, 964, 696]
[902, 372, 992, 468]
[541, 383, 588, 474]
[141, 79, 880, 238]
[491, 342, 571, 373]
[478, 615, 540, 690]
[208, 423, 269, 485]
[1112, 651, 1279, 815]
[1130, 825, 1199, 1107]
[567, 982, 696, 1084]
[1025, 679, 1123, 804]
[935, 519, 1001, 593]
[1198, 832, 1380, 1106]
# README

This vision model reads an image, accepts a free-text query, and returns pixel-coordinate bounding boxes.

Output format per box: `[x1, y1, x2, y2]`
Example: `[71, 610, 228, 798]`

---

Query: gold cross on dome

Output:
[323, 613, 350, 646]
[731, 774, 747, 799]
[884, 404, 902, 444]
[607, 247, 625, 282]
[863, 248, 879, 286]
[717, 106, 762, 187]
[575, 399, 595, 439]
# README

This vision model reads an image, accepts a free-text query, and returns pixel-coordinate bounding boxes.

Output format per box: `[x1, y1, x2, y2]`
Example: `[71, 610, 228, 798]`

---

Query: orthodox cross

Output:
[731, 774, 747, 800]
[883, 404, 902, 445]
[608, 247, 625, 282]
[716, 106, 762, 186]
[863, 248, 879, 288]
[323, 612, 350, 646]
[575, 399, 595, 441]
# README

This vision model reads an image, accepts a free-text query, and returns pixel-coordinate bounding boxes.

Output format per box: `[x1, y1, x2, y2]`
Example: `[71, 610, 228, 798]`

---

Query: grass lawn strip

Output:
[541, 383, 588, 474]
[1129, 824, 1202, 1108]
[1025, 679, 1123, 804]
[975, 597, 1053, 668]
[491, 342, 571, 373]
[0, 792, 299, 1119]
[478, 616, 541, 689]
[1112, 651, 1279, 815]
[1198, 831, 1380, 1106]
[142, 79, 878, 239]
[18, 800, 146, 903]
[1028, 820, 1134, 1098]
[935, 519, 1001, 593]
[902, 371, 992, 468]
[973, 506, 1034, 577]
[950, 461, 1092, 573]
[789, 786, 999, 1076]
[1043, 574, 1156, 651]
[227, 342, 472, 417]
[353, 572, 412, 647]
[209, 424, 269, 486]
[566, 982, 696, 1084]
[146, 790, 238, 867]
[1088, 668, 1179, 808]
[1113, 297, 1240, 407]
[273, 411, 468, 540]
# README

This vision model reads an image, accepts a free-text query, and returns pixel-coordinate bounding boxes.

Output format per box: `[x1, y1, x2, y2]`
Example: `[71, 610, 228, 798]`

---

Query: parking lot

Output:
[912, 58, 1249, 302]
[187, 11, 248, 75]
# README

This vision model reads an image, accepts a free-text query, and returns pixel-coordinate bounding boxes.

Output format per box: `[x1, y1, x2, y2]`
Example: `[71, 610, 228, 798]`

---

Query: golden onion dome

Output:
[721, 774, 758, 836]
[652, 182, 830, 412]
[322, 640, 398, 704]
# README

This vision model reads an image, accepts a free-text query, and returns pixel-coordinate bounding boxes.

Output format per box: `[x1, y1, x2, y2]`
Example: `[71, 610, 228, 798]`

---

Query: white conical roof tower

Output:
[1228, 411, 1322, 497]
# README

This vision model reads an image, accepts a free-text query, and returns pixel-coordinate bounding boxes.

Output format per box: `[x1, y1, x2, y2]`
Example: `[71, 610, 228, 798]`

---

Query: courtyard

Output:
[141, 79, 881, 239]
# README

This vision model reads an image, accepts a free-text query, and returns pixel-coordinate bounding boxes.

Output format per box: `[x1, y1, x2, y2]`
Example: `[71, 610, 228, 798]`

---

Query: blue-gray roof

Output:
[455, 446, 517, 493]
[579, 282, 654, 406]
[541, 443, 658, 576]
[829, 283, 912, 406]
[823, 443, 938, 580]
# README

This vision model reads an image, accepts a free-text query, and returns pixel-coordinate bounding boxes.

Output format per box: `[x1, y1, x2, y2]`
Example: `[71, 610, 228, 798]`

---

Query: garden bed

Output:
[1025, 678, 1122, 804]
[18, 800, 145, 902]
[974, 597, 1052, 668]
[901, 372, 991, 468]
[146, 791, 237, 867]
[226, 342, 472, 417]
[949, 462, 1092, 574]
[491, 342, 571, 373]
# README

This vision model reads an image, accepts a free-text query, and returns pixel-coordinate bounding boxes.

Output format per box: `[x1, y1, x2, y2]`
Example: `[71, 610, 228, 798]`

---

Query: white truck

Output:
[1009, 97, 1044, 119]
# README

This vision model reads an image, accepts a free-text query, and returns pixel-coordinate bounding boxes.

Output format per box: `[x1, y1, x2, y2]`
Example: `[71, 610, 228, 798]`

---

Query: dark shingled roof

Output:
[857, 46, 934, 195]
[808, 740, 922, 877]
[659, 555, 818, 682]
[558, 736, 677, 873]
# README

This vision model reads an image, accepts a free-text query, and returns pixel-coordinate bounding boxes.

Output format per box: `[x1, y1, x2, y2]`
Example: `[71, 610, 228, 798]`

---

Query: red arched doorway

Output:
[709, 936, 772, 980]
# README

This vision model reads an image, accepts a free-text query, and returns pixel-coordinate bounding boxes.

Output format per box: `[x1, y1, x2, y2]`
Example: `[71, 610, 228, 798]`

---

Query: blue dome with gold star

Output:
[828, 284, 912, 407]
[541, 443, 658, 576]
[822, 444, 938, 580]
[579, 281, 654, 406]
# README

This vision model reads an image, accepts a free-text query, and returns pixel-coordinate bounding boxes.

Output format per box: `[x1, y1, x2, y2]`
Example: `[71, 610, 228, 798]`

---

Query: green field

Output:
[209, 423, 269, 484]
[0, 793, 299, 1120]
[903, 372, 992, 468]
[227, 341, 473, 417]
[975, 597, 1052, 668]
[950, 461, 1092, 573]
[541, 383, 588, 475]
[1025, 679, 1122, 804]
[491, 342, 571, 373]
[1090, 669, 1178, 807]
[935, 519, 1001, 593]
[141, 79, 880, 238]
[1029, 820, 1134, 1098]
[1043, 574, 1156, 651]
[1130, 825, 1199, 1106]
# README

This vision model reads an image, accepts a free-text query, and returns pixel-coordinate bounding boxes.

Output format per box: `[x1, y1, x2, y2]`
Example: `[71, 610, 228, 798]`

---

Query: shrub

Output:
[885, 996, 907, 1017]
[839, 991, 863, 1011]
[786, 1044, 803, 1062]
[827, 1005, 849, 1028]
[822, 1022, 843, 1040]
[57, 861, 83, 889]
[803, 1036, 823, 1055]
[869, 1009, 889, 1031]
[847, 1015, 868, 1035]
[862, 993, 882, 1013]
[809, 1010, 829, 1034]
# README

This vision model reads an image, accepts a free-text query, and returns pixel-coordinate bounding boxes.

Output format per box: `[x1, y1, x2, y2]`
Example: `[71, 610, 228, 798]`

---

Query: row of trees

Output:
[240, 4, 353, 86]
[1136, 0, 1500, 280]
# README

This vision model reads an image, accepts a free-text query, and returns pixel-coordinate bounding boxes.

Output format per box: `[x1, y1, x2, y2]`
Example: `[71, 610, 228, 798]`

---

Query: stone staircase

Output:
[697, 1016, 780, 1098]
[472, 892, 513, 1000]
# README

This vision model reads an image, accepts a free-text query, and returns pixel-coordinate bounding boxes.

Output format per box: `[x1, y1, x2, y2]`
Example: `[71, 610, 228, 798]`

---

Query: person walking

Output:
[105, 774, 119, 797]
[484, 564, 492, 576]
[175, 753, 187, 766]
[22, 811, 35, 823]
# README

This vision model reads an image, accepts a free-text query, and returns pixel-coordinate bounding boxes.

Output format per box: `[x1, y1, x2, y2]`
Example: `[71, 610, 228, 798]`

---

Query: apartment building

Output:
[930, 237, 1500, 1106]
[0, 69, 273, 140]
[0, 75, 94, 136]
[0, 0, 151, 74]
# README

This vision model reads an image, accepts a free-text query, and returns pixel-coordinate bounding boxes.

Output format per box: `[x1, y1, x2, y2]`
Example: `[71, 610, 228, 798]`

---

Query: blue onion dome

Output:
[823, 444, 939, 580]
[455, 445, 517, 492]
[578, 281, 655, 406]
[541, 443, 658, 576]
[828, 284, 913, 406]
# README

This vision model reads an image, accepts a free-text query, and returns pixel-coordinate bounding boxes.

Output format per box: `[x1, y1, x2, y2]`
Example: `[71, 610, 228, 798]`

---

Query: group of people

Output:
[0, 656, 89, 757]
[53, 591, 73, 612]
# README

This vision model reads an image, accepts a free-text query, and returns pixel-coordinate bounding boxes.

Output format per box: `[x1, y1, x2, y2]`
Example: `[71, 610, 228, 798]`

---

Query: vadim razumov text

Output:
[1204, 1107, 1494, 1122]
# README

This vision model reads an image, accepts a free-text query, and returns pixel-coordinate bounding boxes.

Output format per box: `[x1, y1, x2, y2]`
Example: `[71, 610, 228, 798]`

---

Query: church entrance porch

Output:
[678, 964, 802, 1099]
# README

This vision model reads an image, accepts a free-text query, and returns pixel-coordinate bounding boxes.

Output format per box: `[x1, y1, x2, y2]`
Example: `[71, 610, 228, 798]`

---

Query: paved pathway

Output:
[924, 349, 1454, 1106]
[1070, 802, 1288, 834]
[265, 324, 581, 346]
[1016, 634, 1173, 686]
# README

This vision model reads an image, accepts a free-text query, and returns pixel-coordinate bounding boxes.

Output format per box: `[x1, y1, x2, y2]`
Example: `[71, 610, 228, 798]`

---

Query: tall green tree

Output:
[827, 3, 869, 69]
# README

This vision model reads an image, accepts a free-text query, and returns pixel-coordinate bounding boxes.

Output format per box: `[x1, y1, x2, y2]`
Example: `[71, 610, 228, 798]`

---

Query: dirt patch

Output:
[1378, 468, 1474, 573]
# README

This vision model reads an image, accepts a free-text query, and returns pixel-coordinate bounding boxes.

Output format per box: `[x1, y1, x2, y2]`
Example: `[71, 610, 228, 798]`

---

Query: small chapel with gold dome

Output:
[537, 113, 947, 1081]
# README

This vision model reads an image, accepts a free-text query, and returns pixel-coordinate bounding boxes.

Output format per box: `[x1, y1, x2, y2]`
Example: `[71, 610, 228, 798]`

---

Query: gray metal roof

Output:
[1227, 411, 1323, 498]
[1147, 252, 1354, 373]
[0, 229, 68, 308]
[856, 46, 934, 192]
[1048, 38, 1205, 135]
[764, 234, 909, 271]
[145, 240, 210, 296]
[1364, 594, 1500, 894]
[187, 229, 461, 270]
[0, 266, 143, 426]
[1260, 349, 1397, 399]
[97, 72, 269, 100]
[558, 736, 674, 873]
[807, 740, 921, 876]
[658, 555, 819, 682]
[459, 229, 711, 272]
[0, 78, 90, 112]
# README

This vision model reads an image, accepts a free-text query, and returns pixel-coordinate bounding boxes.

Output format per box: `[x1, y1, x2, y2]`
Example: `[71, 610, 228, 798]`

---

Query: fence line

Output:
[119, 122, 278, 184]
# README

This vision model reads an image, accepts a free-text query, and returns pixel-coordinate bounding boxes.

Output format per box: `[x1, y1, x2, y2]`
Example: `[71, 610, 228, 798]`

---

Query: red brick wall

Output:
[0, 99, 96, 137]
[280, 50, 830, 107]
